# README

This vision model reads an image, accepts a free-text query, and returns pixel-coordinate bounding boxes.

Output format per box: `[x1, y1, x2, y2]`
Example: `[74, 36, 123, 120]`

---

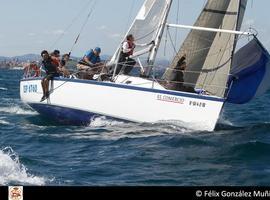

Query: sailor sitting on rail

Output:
[76, 47, 107, 80]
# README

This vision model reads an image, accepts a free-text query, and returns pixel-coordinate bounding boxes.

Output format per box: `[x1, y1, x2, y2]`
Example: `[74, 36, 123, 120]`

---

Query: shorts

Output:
[44, 73, 59, 80]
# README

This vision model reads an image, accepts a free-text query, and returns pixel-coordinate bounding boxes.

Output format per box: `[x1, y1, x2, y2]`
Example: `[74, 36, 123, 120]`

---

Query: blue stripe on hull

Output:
[29, 103, 100, 125]
[21, 77, 224, 102]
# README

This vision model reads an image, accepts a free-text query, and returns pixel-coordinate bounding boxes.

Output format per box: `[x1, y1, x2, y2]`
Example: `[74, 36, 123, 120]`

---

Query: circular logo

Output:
[9, 186, 23, 200]
[196, 190, 203, 197]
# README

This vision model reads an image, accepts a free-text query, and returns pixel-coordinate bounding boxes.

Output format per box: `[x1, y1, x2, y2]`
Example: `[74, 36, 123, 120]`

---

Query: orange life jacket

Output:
[29, 63, 40, 77]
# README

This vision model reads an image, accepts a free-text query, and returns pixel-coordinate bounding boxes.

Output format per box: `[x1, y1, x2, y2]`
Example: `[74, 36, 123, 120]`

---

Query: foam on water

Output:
[89, 116, 208, 133]
[68, 129, 166, 141]
[9, 67, 23, 70]
[0, 147, 46, 185]
[89, 116, 125, 127]
[0, 105, 37, 115]
[0, 87, 7, 91]
[0, 118, 10, 125]
[42, 122, 166, 141]
[218, 111, 234, 126]
[56, 121, 197, 141]
[157, 120, 214, 133]
[58, 117, 209, 141]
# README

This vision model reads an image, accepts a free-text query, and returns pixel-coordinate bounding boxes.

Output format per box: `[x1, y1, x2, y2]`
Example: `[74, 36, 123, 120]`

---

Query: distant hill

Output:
[0, 54, 40, 62]
[0, 54, 169, 64]
[0, 56, 9, 61]
[0, 53, 169, 76]
[13, 54, 41, 62]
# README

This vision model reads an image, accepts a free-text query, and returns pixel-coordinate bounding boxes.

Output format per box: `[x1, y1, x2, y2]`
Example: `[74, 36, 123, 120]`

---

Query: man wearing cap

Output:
[78, 47, 101, 69]
[77, 47, 105, 79]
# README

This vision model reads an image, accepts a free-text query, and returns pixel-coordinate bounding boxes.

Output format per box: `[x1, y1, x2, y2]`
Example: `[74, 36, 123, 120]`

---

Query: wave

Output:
[229, 140, 270, 159]
[0, 105, 37, 115]
[218, 113, 234, 126]
[43, 122, 166, 141]
[215, 112, 240, 130]
[51, 119, 201, 141]
[9, 67, 23, 70]
[0, 147, 46, 185]
[247, 122, 270, 130]
[156, 120, 210, 133]
[67, 128, 166, 141]
[0, 87, 7, 91]
[0, 119, 10, 125]
[91, 117, 209, 133]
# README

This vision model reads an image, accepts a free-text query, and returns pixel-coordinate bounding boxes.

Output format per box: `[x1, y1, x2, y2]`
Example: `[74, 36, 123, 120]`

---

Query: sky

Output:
[0, 0, 269, 60]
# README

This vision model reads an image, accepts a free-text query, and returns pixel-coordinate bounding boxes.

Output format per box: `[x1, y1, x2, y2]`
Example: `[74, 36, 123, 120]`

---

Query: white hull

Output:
[20, 75, 225, 131]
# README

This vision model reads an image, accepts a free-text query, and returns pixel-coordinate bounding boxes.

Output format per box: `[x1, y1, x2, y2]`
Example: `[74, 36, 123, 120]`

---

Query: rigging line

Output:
[167, 27, 183, 63]
[131, 18, 162, 42]
[169, 31, 245, 63]
[174, 0, 180, 45]
[163, 27, 169, 57]
[49, 79, 72, 93]
[69, 0, 98, 56]
[49, 0, 94, 50]
[201, 36, 235, 90]
[134, 26, 159, 42]
[124, 0, 136, 35]
[186, 31, 249, 56]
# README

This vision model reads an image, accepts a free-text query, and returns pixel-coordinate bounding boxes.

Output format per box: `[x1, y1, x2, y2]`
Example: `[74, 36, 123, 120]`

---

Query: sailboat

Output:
[20, 0, 270, 131]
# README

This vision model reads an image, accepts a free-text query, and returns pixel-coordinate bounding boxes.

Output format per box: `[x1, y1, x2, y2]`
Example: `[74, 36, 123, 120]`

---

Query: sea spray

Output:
[0, 147, 46, 185]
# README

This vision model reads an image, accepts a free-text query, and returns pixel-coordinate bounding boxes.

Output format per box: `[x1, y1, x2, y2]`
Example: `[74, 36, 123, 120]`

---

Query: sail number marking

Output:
[189, 101, 206, 108]
[23, 84, 38, 93]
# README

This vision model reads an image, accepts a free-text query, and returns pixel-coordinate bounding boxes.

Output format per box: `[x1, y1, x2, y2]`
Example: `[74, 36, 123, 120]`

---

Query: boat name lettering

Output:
[189, 101, 206, 108]
[157, 95, 185, 104]
[23, 84, 37, 93]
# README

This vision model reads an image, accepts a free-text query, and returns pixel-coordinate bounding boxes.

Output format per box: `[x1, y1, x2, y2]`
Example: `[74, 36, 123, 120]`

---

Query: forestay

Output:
[164, 0, 248, 98]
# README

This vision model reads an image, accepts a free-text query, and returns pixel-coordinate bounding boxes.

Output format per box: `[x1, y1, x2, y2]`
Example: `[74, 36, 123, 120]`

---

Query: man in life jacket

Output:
[23, 61, 40, 78]
[51, 49, 61, 61]
[115, 34, 155, 75]
[40, 50, 60, 102]
[59, 53, 71, 77]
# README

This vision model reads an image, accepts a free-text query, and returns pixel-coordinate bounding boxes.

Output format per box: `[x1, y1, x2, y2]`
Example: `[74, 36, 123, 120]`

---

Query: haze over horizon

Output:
[0, 0, 269, 61]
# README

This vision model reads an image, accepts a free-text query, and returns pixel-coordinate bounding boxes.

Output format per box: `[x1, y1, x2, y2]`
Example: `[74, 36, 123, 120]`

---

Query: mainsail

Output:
[163, 0, 248, 98]
[109, 0, 172, 67]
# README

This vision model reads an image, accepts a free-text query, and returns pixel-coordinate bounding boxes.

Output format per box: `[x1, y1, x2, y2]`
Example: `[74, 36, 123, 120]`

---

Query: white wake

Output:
[0, 105, 37, 115]
[89, 116, 124, 127]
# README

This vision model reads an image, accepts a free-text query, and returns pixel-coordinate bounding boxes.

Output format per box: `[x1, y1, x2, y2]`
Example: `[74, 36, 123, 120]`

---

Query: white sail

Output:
[108, 0, 172, 67]
[164, 0, 248, 97]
